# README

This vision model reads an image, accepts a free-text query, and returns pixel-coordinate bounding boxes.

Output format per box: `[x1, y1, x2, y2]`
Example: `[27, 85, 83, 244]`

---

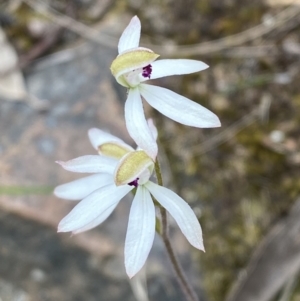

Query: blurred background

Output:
[1, 0, 300, 300]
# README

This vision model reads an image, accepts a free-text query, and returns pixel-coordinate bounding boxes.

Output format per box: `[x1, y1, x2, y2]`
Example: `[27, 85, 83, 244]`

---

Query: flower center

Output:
[110, 47, 159, 88]
[142, 64, 152, 79]
[128, 178, 139, 187]
[122, 64, 153, 88]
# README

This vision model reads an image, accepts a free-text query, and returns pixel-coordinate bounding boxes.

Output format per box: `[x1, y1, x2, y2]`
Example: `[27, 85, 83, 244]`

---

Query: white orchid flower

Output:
[54, 121, 204, 278]
[110, 16, 221, 160]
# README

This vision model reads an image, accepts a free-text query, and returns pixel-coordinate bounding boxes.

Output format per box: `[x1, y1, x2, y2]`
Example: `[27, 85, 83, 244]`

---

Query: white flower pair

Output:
[55, 16, 220, 277]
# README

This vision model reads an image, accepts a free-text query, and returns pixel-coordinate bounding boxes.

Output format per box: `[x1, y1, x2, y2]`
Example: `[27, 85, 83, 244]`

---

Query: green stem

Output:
[154, 160, 199, 301]
[154, 159, 163, 187]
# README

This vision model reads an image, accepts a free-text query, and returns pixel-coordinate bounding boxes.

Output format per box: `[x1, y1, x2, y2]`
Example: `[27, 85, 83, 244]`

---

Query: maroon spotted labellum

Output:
[142, 65, 152, 79]
[128, 178, 139, 187]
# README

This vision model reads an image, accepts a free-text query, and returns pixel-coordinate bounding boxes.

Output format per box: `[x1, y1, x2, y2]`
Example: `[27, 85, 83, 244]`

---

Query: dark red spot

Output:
[142, 65, 152, 79]
[128, 178, 139, 187]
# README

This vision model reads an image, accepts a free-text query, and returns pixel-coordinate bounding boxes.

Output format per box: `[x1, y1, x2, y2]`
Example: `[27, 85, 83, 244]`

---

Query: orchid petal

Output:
[88, 128, 128, 150]
[72, 201, 119, 234]
[140, 84, 221, 128]
[56, 155, 117, 174]
[54, 174, 113, 200]
[141, 59, 209, 82]
[147, 118, 158, 140]
[125, 186, 155, 278]
[136, 119, 158, 151]
[125, 88, 158, 160]
[58, 184, 133, 232]
[145, 181, 204, 251]
[118, 16, 141, 54]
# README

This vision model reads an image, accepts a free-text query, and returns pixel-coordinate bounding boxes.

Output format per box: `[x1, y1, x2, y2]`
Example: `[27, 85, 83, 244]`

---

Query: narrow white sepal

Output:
[118, 16, 141, 54]
[56, 155, 117, 174]
[140, 84, 221, 128]
[58, 184, 133, 232]
[72, 201, 119, 234]
[147, 118, 158, 141]
[145, 181, 205, 251]
[54, 173, 113, 200]
[125, 186, 156, 278]
[141, 59, 209, 81]
[136, 119, 158, 151]
[125, 88, 158, 160]
[88, 128, 129, 150]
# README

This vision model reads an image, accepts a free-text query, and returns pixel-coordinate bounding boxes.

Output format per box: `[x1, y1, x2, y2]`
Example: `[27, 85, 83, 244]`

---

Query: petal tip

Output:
[147, 151, 157, 162]
[126, 268, 136, 279]
[88, 128, 100, 149]
[213, 118, 221, 128]
[130, 15, 141, 29]
[132, 15, 140, 22]
[206, 115, 221, 128]
[203, 63, 209, 69]
[195, 241, 205, 252]
[57, 220, 70, 233]
[53, 187, 60, 197]
[57, 227, 64, 233]
[88, 128, 97, 136]
[55, 160, 69, 170]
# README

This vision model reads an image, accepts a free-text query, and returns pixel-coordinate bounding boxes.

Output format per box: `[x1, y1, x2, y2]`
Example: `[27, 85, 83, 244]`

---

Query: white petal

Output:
[54, 174, 113, 200]
[145, 181, 204, 251]
[72, 201, 119, 234]
[118, 16, 141, 54]
[58, 184, 133, 232]
[56, 155, 117, 174]
[125, 88, 158, 160]
[136, 119, 157, 150]
[88, 128, 130, 150]
[140, 84, 221, 128]
[147, 118, 158, 140]
[141, 59, 209, 82]
[125, 186, 155, 278]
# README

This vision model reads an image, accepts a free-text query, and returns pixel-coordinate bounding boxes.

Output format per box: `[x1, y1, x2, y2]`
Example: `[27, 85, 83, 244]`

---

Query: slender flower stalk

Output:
[155, 160, 199, 301]
[54, 121, 204, 278]
[110, 16, 221, 159]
